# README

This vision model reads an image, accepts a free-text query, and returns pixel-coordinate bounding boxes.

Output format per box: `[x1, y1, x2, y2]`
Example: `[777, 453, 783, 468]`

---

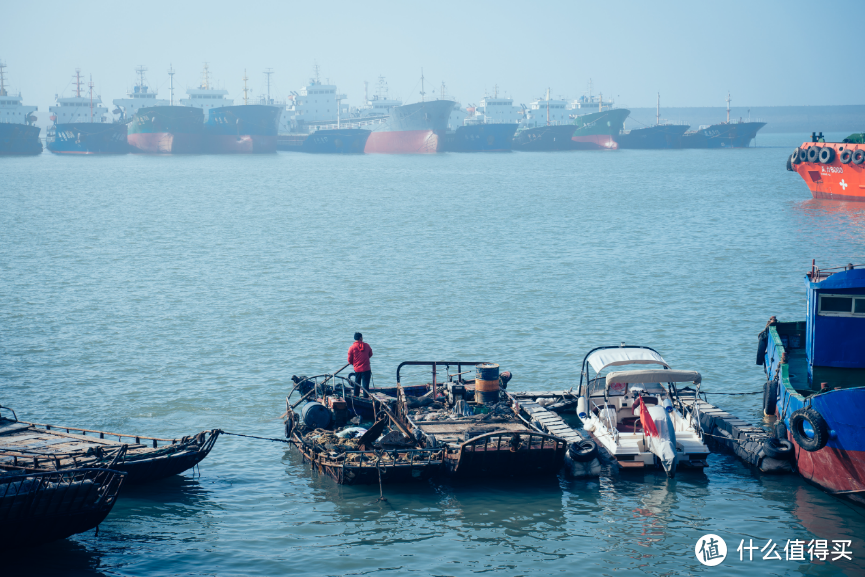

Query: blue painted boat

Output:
[442, 123, 517, 152]
[760, 261, 865, 505]
[277, 128, 370, 154]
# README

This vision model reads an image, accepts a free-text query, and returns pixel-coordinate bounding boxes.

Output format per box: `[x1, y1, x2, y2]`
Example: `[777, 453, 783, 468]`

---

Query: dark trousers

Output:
[353, 371, 371, 397]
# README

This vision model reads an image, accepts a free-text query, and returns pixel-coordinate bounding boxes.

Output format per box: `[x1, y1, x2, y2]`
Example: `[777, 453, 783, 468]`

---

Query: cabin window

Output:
[818, 294, 865, 317]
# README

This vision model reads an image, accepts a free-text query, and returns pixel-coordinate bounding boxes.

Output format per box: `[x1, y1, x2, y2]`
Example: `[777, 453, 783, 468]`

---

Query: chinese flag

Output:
[639, 396, 659, 437]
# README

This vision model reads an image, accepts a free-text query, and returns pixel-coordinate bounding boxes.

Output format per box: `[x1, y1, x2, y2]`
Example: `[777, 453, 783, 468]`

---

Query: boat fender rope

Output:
[219, 431, 292, 444]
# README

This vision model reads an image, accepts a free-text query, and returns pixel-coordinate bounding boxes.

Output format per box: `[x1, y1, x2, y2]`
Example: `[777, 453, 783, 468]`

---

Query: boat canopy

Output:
[587, 348, 669, 374]
[606, 369, 702, 390]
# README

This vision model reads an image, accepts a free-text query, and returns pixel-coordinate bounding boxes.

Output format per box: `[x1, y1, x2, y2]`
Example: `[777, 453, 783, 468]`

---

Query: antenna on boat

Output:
[264, 68, 273, 104]
[88, 74, 94, 122]
[599, 92, 603, 113]
[420, 68, 425, 103]
[242, 69, 249, 105]
[441, 81, 445, 100]
[136, 65, 147, 93]
[74, 68, 82, 98]
[202, 63, 210, 90]
[313, 62, 320, 84]
[0, 60, 7, 97]
[364, 80, 368, 103]
[168, 64, 175, 106]
[726, 92, 731, 123]
[657, 92, 660, 126]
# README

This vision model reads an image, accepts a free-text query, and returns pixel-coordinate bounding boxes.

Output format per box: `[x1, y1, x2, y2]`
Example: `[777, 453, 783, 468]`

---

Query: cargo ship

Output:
[0, 62, 42, 155]
[760, 261, 865, 505]
[112, 66, 168, 121]
[123, 66, 204, 154]
[441, 91, 517, 152]
[46, 70, 128, 155]
[787, 132, 865, 202]
[679, 94, 765, 148]
[617, 94, 688, 149]
[570, 108, 630, 150]
[277, 128, 370, 153]
[512, 90, 579, 151]
[363, 98, 453, 153]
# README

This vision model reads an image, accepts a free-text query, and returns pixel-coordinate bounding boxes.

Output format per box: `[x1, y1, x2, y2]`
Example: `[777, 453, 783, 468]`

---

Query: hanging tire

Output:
[762, 380, 778, 416]
[807, 146, 820, 162]
[774, 421, 788, 441]
[853, 149, 865, 165]
[840, 149, 853, 164]
[763, 437, 794, 459]
[569, 439, 598, 462]
[791, 147, 802, 164]
[819, 147, 835, 164]
[787, 154, 794, 171]
[790, 408, 829, 452]
[798, 148, 810, 163]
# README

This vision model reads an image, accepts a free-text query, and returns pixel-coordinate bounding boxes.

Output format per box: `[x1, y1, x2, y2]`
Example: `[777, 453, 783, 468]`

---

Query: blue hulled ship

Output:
[0, 62, 42, 156]
[277, 128, 370, 154]
[760, 261, 865, 505]
[442, 123, 517, 152]
[46, 70, 128, 155]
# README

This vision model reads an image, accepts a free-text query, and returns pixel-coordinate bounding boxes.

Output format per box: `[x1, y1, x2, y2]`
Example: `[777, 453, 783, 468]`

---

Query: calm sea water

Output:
[2, 134, 865, 577]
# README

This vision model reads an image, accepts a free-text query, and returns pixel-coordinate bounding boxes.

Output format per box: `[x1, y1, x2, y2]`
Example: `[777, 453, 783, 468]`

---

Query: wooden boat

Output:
[395, 361, 567, 479]
[0, 466, 125, 550]
[0, 407, 220, 484]
[576, 346, 710, 477]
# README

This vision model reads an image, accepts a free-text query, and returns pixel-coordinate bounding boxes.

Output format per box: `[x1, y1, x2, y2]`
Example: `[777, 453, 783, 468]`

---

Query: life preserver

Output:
[839, 149, 853, 164]
[853, 149, 865, 165]
[569, 439, 598, 462]
[762, 379, 778, 416]
[818, 147, 835, 164]
[807, 146, 820, 162]
[790, 407, 829, 452]
[762, 437, 794, 459]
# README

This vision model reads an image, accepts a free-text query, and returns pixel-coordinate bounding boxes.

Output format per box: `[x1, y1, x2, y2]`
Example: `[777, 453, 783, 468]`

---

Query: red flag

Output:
[639, 396, 659, 438]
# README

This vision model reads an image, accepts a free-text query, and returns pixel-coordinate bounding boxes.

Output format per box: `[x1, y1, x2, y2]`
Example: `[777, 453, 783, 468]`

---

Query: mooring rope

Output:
[220, 431, 291, 444]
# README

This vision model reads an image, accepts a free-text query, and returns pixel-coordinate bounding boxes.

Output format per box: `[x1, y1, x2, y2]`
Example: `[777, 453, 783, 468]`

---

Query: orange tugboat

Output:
[788, 132, 865, 201]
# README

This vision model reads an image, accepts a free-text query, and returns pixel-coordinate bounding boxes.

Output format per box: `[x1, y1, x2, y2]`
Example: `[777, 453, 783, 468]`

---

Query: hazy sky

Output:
[3, 0, 863, 121]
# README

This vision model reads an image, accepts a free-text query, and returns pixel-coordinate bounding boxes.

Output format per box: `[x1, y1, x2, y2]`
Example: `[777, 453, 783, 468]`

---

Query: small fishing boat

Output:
[760, 261, 865, 504]
[0, 407, 220, 484]
[396, 361, 567, 479]
[0, 466, 125, 551]
[577, 346, 710, 477]
[283, 373, 444, 486]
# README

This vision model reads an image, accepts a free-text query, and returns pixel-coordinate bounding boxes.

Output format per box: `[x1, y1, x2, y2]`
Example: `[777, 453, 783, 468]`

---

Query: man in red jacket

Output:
[348, 332, 373, 390]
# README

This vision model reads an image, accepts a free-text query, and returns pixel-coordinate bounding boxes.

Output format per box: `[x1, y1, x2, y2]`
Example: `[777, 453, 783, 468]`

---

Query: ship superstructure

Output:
[46, 69, 128, 154]
[0, 61, 42, 155]
[524, 90, 570, 127]
[356, 76, 402, 118]
[566, 88, 630, 150]
[180, 64, 232, 118]
[113, 66, 168, 121]
[441, 86, 517, 153]
[477, 90, 520, 124]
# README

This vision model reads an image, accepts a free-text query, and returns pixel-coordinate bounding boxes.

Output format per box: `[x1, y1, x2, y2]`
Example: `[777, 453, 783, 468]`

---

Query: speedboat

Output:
[577, 345, 710, 477]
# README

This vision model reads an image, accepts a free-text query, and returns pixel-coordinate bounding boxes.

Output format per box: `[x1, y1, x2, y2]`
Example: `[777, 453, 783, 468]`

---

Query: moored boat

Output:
[277, 128, 370, 154]
[570, 108, 630, 150]
[0, 467, 125, 551]
[0, 62, 42, 156]
[759, 261, 865, 505]
[363, 99, 453, 154]
[128, 106, 205, 153]
[788, 133, 865, 201]
[0, 407, 220, 484]
[577, 345, 710, 477]
[678, 94, 764, 148]
[617, 124, 689, 149]
[442, 123, 517, 152]
[205, 104, 282, 154]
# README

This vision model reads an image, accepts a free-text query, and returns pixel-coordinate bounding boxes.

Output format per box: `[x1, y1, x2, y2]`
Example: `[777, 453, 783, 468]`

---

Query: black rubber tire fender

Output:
[787, 154, 794, 171]
[839, 149, 853, 164]
[774, 421, 788, 441]
[569, 439, 598, 462]
[819, 147, 835, 164]
[798, 147, 810, 163]
[790, 408, 829, 452]
[807, 146, 820, 162]
[763, 437, 794, 460]
[763, 379, 778, 416]
[853, 149, 865, 165]
[791, 147, 802, 164]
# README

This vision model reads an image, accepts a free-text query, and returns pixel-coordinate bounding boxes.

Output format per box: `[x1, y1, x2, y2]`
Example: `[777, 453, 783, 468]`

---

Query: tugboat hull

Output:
[790, 141, 865, 202]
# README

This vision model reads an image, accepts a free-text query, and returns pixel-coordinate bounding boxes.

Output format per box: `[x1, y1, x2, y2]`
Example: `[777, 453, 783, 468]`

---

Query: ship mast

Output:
[546, 87, 550, 126]
[74, 68, 82, 98]
[420, 69, 425, 103]
[136, 65, 147, 93]
[264, 68, 273, 105]
[726, 92, 731, 123]
[168, 64, 175, 106]
[202, 63, 210, 90]
[243, 70, 249, 105]
[88, 74, 94, 122]
[657, 92, 660, 126]
[599, 92, 603, 113]
[0, 61, 7, 97]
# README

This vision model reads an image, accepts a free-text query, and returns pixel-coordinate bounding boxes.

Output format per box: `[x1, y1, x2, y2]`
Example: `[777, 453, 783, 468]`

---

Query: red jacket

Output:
[348, 341, 373, 373]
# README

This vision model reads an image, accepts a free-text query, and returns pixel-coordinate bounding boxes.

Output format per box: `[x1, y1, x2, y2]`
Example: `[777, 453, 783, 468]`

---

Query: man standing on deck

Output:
[348, 332, 373, 390]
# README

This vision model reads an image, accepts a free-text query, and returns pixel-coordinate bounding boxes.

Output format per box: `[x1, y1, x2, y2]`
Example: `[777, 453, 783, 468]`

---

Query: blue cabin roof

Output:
[805, 266, 865, 373]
